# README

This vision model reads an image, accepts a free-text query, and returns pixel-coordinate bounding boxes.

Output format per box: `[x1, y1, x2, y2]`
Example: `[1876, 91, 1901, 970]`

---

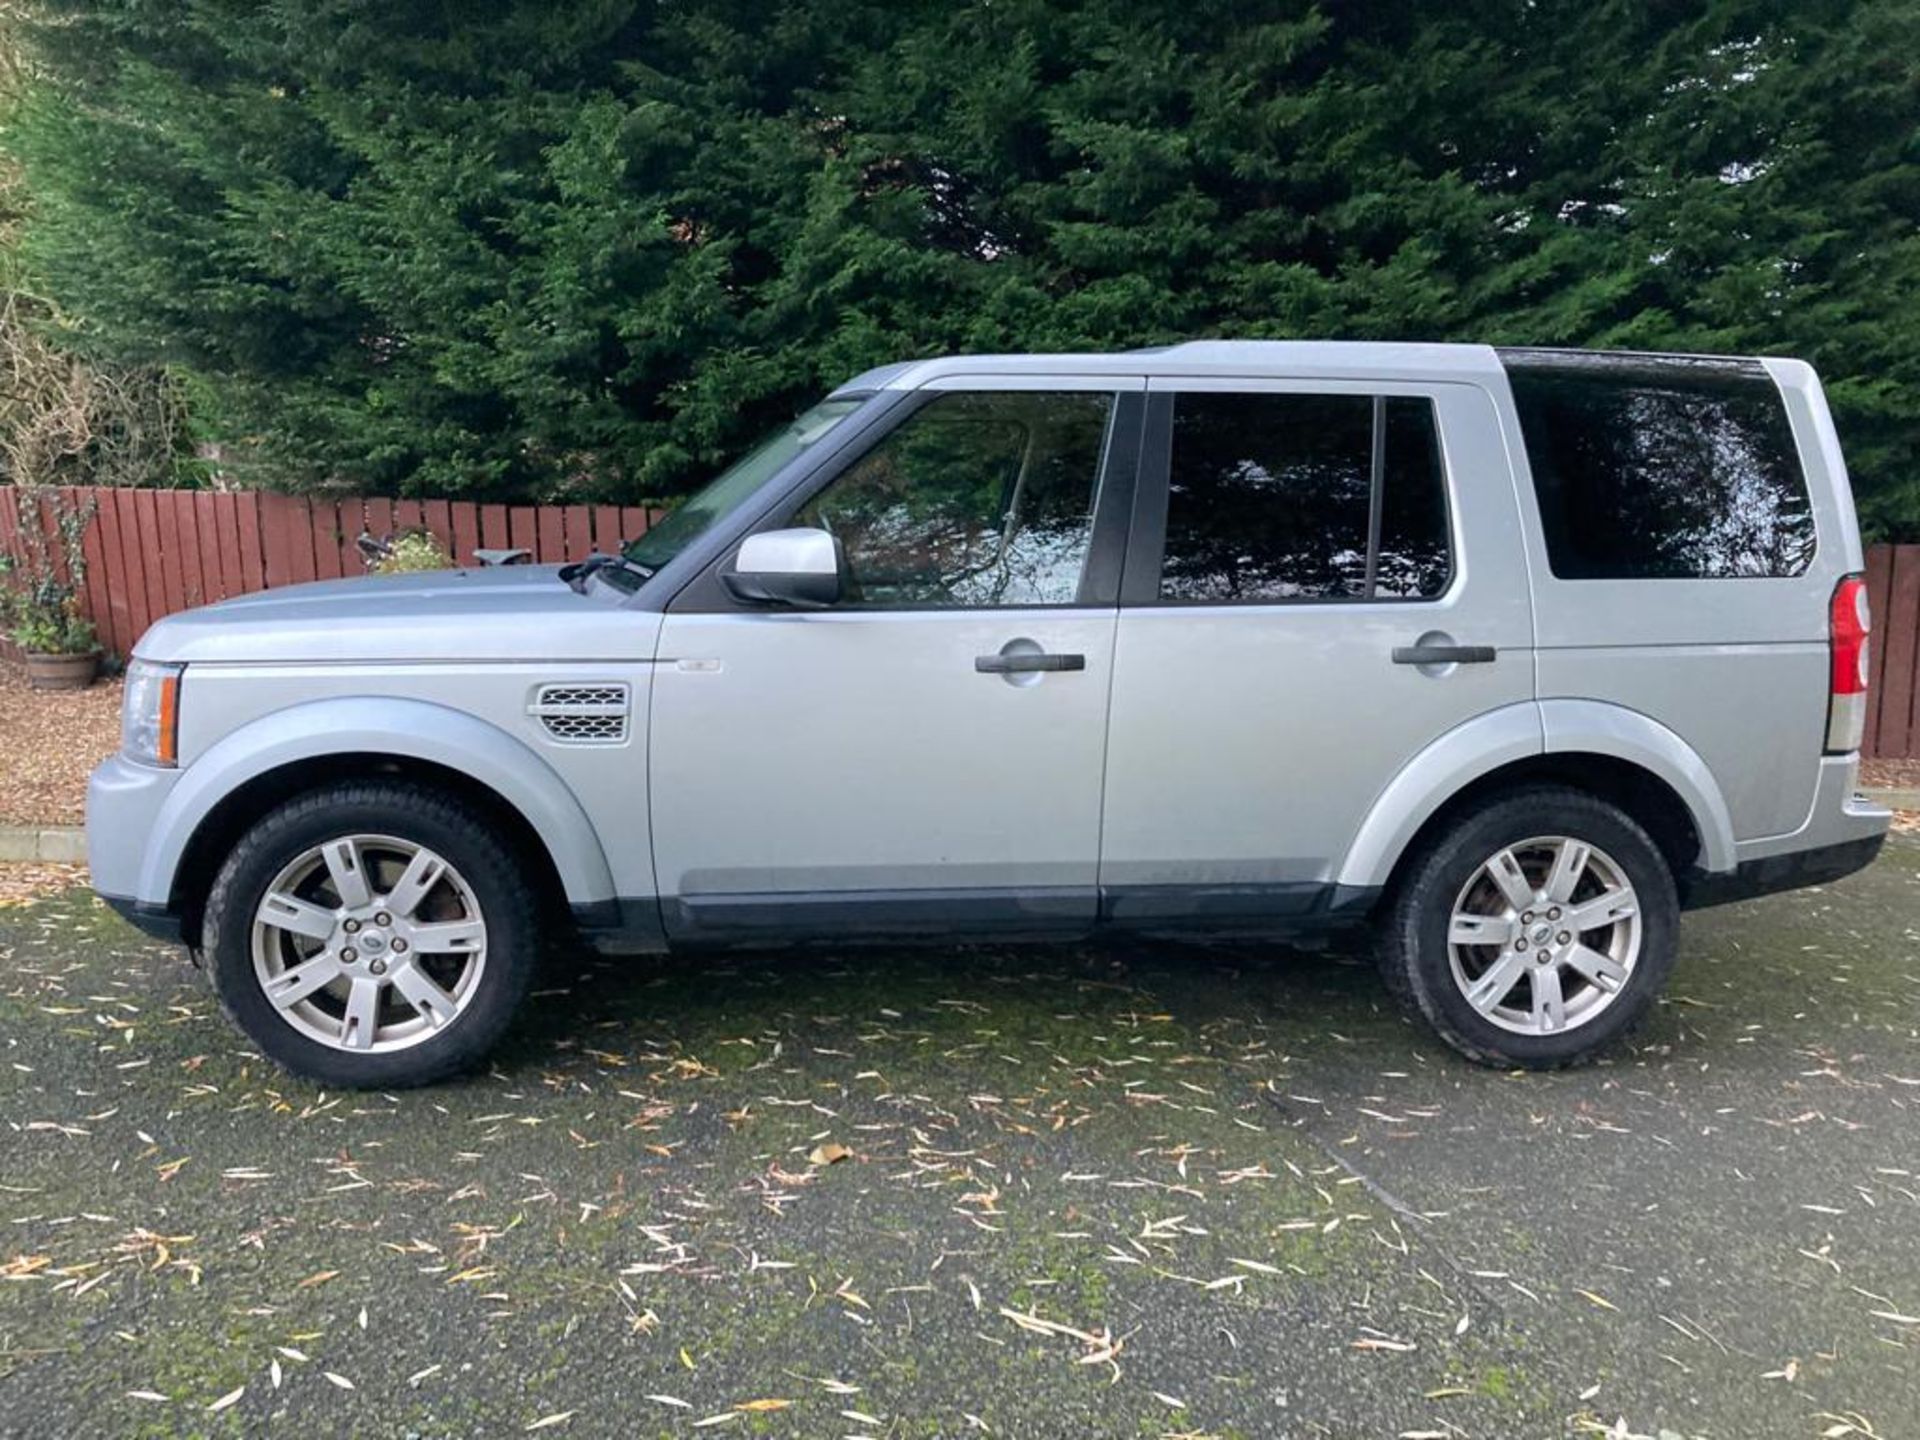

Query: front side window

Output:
[1158, 391, 1451, 603]
[1504, 355, 1815, 579]
[794, 390, 1114, 608]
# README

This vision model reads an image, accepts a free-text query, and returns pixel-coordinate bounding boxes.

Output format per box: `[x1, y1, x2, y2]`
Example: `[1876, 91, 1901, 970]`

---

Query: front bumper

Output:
[87, 753, 182, 918]
[99, 893, 187, 943]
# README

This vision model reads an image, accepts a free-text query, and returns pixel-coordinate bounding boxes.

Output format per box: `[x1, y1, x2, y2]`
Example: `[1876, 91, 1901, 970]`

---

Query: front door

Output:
[1099, 377, 1535, 924]
[649, 378, 1143, 940]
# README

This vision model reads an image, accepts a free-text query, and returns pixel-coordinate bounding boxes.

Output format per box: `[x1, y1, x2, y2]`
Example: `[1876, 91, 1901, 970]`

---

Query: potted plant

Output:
[0, 487, 102, 690]
[8, 595, 100, 688]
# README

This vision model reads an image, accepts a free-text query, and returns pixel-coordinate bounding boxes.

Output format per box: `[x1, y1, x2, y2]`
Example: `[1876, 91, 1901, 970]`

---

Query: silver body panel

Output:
[649, 609, 1115, 922]
[1503, 359, 1864, 841]
[133, 565, 655, 665]
[85, 340, 1889, 943]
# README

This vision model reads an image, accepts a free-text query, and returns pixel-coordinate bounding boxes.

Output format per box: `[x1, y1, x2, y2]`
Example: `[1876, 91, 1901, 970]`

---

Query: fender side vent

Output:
[531, 683, 630, 744]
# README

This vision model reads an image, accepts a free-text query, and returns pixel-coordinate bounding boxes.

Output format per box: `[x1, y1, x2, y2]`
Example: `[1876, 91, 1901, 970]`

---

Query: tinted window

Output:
[1505, 356, 1815, 579]
[1158, 392, 1451, 602]
[796, 390, 1112, 607]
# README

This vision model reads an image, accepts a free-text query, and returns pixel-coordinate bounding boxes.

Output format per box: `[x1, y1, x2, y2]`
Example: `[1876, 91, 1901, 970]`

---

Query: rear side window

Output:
[1504, 354, 1815, 579]
[1158, 392, 1451, 603]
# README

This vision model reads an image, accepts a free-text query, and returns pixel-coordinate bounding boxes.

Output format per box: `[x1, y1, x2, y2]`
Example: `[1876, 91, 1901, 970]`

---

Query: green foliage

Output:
[371, 529, 453, 574]
[4, 2, 1918, 533]
[0, 25, 189, 491]
[7, 602, 96, 654]
[0, 486, 100, 653]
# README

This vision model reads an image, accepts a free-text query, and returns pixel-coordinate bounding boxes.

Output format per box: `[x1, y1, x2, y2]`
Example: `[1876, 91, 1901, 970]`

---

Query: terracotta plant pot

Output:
[24, 651, 99, 691]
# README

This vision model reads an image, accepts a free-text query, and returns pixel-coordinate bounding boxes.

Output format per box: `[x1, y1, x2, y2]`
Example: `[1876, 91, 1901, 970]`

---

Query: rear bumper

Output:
[1684, 831, 1885, 910]
[1686, 755, 1889, 908]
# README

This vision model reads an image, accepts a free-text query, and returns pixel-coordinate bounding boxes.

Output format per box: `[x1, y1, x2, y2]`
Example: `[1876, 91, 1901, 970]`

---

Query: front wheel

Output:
[1375, 786, 1679, 1069]
[201, 781, 539, 1088]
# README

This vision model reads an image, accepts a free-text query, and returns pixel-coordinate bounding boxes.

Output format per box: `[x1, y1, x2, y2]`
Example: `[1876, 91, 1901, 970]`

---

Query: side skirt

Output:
[590, 883, 1386, 952]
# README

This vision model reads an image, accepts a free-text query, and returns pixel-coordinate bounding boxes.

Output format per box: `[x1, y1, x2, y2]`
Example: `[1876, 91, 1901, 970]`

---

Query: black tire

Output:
[201, 780, 539, 1088]
[1374, 785, 1679, 1069]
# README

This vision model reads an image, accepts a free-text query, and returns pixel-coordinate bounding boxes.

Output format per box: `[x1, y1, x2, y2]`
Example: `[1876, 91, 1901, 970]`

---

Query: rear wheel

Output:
[202, 781, 538, 1088]
[1375, 786, 1679, 1068]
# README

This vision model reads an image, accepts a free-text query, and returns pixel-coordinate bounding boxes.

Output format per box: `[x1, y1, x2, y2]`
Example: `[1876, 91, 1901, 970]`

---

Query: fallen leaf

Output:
[808, 1142, 852, 1166]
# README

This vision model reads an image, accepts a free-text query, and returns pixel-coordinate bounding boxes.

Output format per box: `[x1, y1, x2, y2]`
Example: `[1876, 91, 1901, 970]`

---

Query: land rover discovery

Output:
[87, 342, 1890, 1086]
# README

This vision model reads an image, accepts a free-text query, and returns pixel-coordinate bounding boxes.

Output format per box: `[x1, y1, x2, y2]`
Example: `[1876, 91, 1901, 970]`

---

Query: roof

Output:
[830, 339, 1789, 396]
[831, 340, 1507, 394]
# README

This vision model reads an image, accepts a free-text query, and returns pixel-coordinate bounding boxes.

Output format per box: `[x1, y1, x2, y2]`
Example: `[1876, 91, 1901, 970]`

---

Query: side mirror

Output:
[722, 527, 842, 607]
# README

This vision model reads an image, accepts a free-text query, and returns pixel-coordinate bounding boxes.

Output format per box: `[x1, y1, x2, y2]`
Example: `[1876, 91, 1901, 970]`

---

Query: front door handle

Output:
[975, 652, 1086, 674]
[1392, 644, 1496, 665]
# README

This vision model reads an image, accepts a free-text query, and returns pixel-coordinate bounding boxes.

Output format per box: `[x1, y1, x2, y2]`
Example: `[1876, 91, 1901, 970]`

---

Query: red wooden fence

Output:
[1863, 543, 1920, 760]
[4, 485, 1919, 758]
[0, 486, 656, 662]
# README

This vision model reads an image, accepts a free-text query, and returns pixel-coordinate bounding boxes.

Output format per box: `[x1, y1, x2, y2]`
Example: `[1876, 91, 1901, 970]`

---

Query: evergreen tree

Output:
[4, 1, 1915, 532]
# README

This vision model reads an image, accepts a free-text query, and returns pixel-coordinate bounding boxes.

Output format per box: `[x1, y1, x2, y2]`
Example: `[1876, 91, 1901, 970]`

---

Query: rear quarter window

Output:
[1503, 353, 1815, 579]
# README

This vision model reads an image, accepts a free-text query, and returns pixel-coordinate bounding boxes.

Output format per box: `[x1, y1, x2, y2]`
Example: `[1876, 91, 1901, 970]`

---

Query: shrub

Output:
[370, 530, 454, 575]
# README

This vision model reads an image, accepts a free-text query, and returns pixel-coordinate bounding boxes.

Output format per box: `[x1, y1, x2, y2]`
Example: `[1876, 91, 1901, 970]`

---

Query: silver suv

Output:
[87, 342, 1890, 1087]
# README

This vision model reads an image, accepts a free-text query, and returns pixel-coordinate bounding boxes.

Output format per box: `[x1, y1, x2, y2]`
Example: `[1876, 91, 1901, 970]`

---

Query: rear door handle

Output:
[975, 652, 1086, 674]
[1392, 644, 1496, 666]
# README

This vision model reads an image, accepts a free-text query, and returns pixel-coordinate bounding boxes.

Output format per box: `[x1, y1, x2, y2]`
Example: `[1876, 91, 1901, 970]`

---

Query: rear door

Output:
[1099, 377, 1534, 923]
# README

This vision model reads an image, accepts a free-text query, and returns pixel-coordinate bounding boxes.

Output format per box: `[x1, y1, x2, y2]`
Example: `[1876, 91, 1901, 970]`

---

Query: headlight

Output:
[122, 659, 184, 767]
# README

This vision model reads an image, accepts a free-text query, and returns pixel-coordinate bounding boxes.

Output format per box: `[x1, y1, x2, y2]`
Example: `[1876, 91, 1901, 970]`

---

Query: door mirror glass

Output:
[723, 527, 843, 607]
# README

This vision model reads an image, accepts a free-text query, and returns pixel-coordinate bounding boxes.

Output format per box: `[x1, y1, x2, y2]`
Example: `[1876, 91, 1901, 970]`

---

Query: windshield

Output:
[623, 396, 867, 573]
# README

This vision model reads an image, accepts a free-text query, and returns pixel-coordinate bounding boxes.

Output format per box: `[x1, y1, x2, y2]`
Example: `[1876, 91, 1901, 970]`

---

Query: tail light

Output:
[1826, 574, 1870, 753]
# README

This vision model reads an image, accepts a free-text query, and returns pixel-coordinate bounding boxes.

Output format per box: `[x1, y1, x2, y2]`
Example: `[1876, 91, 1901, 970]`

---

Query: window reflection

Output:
[1159, 392, 1452, 603]
[1509, 365, 1815, 580]
[796, 391, 1112, 607]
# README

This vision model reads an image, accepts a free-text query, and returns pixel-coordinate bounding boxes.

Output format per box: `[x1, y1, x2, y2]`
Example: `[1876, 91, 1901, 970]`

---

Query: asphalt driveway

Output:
[2, 841, 1915, 1439]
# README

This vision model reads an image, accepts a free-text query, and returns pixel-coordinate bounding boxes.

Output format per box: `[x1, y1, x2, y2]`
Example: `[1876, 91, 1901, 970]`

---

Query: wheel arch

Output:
[1336, 700, 1737, 895]
[143, 697, 616, 945]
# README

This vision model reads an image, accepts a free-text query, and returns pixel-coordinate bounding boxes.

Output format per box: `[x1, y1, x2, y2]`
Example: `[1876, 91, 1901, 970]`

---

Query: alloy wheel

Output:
[250, 834, 489, 1053]
[1445, 835, 1642, 1036]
